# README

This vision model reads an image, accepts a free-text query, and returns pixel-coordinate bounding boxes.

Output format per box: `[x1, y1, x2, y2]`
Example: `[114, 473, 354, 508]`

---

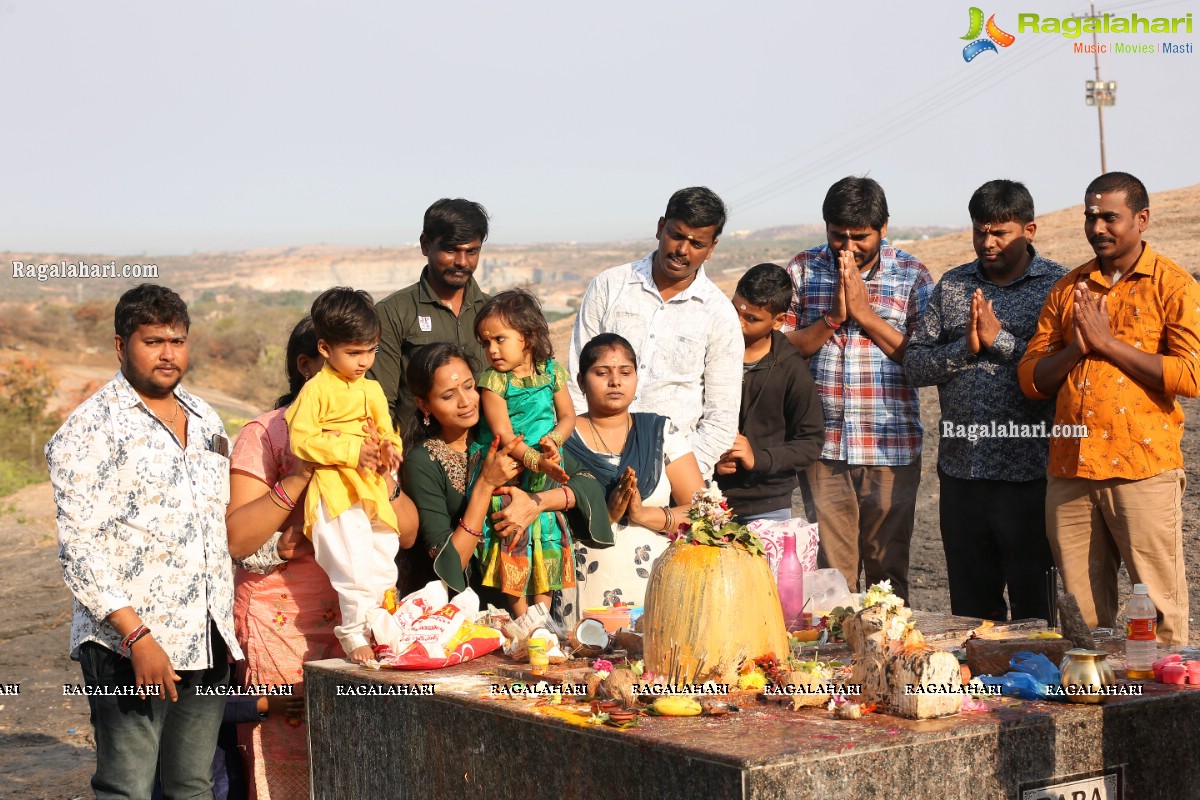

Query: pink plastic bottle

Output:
[776, 531, 805, 631]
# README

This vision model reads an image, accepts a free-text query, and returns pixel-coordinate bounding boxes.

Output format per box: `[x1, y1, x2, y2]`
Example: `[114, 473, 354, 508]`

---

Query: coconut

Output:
[613, 629, 644, 657]
[568, 618, 610, 658]
[598, 669, 638, 707]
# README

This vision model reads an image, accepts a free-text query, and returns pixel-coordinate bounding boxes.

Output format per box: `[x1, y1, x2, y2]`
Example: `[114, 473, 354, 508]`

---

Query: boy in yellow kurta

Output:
[285, 287, 402, 663]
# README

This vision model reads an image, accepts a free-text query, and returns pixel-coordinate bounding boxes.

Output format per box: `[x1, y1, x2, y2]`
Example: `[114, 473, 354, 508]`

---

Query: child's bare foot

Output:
[349, 645, 375, 664]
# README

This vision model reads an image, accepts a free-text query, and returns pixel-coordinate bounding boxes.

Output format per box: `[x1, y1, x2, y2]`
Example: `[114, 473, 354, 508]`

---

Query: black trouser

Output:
[938, 469, 1054, 622]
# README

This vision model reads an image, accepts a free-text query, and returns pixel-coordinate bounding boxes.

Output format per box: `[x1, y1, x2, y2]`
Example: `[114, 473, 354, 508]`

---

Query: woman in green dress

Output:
[401, 342, 612, 619]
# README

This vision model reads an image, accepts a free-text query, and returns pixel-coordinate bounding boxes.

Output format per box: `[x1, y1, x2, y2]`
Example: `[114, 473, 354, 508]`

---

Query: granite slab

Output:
[305, 618, 1200, 800]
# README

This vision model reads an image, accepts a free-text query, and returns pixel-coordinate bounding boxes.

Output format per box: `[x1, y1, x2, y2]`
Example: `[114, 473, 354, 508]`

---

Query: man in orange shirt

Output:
[1018, 172, 1200, 644]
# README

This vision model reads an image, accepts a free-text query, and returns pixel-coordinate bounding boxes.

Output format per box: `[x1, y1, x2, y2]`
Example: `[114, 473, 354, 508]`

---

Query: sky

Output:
[1, 0, 1197, 253]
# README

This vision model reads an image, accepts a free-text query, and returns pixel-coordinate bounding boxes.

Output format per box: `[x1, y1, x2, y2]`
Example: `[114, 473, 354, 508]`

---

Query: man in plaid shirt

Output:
[782, 177, 933, 602]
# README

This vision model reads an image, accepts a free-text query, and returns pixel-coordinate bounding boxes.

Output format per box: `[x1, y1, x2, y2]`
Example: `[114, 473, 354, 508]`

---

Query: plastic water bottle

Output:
[1123, 583, 1157, 680]
[777, 532, 805, 631]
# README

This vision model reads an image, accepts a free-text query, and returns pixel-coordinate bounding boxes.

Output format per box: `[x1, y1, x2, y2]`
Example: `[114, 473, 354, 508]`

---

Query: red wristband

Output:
[121, 625, 151, 655]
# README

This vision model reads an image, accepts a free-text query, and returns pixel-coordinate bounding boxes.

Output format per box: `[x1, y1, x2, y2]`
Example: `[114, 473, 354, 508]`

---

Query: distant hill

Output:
[734, 224, 958, 242]
[902, 184, 1200, 280]
[6, 183, 1198, 361]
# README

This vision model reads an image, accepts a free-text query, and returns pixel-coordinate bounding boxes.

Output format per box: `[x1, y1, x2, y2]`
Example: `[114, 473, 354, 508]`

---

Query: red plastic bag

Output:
[378, 587, 503, 669]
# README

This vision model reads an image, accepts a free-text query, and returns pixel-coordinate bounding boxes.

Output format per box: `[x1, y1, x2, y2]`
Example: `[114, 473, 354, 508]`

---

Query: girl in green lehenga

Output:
[469, 290, 577, 616]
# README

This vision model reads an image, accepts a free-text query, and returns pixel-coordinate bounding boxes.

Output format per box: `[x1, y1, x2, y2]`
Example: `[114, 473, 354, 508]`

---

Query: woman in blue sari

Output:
[564, 334, 705, 622]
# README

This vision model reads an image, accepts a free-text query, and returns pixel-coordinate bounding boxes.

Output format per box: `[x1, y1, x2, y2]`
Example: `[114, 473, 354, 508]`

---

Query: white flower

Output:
[863, 580, 904, 611]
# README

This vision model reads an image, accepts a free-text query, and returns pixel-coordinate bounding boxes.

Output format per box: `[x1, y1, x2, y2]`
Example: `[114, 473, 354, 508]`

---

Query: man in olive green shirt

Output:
[370, 198, 491, 430]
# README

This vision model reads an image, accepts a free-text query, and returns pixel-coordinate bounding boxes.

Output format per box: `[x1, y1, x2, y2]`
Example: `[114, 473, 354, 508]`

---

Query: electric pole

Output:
[1080, 2, 1116, 173]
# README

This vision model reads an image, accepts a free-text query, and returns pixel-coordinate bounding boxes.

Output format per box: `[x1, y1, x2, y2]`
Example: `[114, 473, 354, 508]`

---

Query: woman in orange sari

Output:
[227, 316, 417, 799]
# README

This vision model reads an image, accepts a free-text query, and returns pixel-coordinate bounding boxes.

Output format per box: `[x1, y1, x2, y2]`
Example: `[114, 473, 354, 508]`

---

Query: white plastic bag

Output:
[803, 568, 856, 614]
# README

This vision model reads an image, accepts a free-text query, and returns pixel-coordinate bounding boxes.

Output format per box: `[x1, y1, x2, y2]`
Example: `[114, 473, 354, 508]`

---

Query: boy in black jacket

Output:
[716, 263, 824, 522]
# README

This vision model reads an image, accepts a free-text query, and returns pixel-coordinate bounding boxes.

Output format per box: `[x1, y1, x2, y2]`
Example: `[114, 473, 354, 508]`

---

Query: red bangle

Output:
[121, 625, 151, 655]
[272, 481, 296, 510]
[458, 520, 483, 538]
[822, 312, 841, 330]
[561, 486, 572, 511]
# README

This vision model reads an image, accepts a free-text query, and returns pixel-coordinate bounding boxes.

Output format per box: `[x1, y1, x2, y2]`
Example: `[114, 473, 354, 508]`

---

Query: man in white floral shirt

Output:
[46, 284, 243, 800]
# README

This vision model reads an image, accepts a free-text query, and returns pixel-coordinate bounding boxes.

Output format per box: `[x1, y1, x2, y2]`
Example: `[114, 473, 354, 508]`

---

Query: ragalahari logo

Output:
[962, 7, 1016, 61]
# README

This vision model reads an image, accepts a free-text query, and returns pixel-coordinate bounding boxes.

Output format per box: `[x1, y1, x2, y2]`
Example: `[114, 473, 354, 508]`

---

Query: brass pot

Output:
[1059, 649, 1116, 704]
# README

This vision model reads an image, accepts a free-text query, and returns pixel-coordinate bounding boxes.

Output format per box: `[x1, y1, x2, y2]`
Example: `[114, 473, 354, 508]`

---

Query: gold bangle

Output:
[522, 448, 541, 471]
[547, 430, 564, 447]
[267, 490, 290, 511]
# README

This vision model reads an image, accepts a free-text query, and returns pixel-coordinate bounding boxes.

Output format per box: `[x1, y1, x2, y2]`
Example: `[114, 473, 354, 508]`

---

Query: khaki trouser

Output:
[1046, 469, 1188, 644]
[804, 457, 921, 602]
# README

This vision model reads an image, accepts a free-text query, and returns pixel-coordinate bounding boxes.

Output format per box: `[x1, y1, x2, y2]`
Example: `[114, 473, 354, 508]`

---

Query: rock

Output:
[1057, 593, 1096, 649]
[964, 638, 1074, 677]
[888, 646, 963, 720]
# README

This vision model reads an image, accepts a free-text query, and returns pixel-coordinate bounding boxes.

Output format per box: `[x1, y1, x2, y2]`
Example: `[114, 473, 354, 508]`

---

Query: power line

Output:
[728, 36, 1062, 215]
[722, 0, 1188, 219]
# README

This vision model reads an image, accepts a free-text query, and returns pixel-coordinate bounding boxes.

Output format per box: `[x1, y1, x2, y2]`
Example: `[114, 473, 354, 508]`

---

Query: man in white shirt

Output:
[569, 186, 743, 479]
[47, 284, 242, 800]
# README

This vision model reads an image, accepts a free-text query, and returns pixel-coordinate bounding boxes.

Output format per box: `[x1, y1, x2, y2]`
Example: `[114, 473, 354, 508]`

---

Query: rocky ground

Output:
[0, 483, 95, 800]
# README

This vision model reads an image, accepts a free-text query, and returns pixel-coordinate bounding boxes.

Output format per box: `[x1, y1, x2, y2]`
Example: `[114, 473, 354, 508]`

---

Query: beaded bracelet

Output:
[121, 624, 151, 655]
[271, 481, 296, 510]
[458, 520, 483, 538]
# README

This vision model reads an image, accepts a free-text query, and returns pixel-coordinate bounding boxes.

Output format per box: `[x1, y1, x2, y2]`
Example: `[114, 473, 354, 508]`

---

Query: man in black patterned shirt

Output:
[904, 180, 1067, 621]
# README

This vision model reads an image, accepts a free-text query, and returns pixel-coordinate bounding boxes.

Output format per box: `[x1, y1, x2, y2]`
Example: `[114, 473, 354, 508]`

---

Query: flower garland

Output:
[667, 487, 766, 557]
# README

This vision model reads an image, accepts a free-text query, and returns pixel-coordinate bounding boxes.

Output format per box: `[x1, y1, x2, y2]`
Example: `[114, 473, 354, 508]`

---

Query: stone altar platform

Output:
[305, 614, 1200, 800]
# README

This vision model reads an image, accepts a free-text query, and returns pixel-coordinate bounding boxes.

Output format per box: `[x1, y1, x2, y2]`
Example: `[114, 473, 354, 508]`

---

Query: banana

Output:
[1027, 631, 1063, 639]
[651, 696, 703, 716]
